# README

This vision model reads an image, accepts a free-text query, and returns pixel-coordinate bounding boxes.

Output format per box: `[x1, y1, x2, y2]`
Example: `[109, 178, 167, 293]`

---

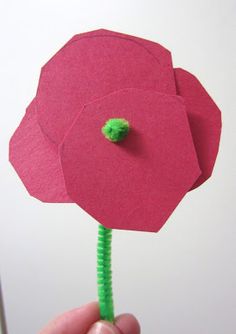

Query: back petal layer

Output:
[174, 68, 222, 189]
[36, 29, 176, 145]
[9, 99, 72, 203]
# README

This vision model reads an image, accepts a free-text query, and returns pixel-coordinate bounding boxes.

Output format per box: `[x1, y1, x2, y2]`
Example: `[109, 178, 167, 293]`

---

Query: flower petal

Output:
[174, 68, 222, 189]
[9, 99, 72, 203]
[60, 89, 201, 232]
[37, 29, 176, 145]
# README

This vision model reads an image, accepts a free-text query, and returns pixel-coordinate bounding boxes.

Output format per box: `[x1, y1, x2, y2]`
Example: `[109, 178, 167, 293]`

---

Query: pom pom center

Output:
[102, 118, 130, 142]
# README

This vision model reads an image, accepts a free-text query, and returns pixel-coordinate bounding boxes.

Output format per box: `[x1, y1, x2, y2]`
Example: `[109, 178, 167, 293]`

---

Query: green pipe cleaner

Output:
[97, 224, 115, 322]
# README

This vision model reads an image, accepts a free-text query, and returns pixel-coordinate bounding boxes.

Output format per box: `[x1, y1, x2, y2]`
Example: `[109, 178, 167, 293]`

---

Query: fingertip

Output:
[87, 320, 120, 334]
[39, 301, 100, 334]
[115, 314, 140, 334]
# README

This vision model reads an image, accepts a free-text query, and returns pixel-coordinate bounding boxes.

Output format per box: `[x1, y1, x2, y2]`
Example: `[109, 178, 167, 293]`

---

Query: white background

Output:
[0, 0, 236, 333]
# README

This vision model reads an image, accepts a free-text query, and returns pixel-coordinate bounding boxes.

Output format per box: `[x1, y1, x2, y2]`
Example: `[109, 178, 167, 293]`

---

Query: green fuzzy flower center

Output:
[102, 118, 130, 142]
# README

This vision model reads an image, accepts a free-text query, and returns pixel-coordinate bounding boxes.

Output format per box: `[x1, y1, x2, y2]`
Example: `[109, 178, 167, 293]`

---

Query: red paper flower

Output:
[9, 29, 221, 232]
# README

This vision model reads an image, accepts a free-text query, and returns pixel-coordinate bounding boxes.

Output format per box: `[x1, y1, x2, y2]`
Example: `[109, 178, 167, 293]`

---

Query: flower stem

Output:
[97, 224, 114, 322]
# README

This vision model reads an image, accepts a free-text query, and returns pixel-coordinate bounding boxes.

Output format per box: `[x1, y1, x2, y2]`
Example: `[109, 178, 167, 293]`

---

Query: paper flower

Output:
[10, 29, 221, 232]
[9, 29, 221, 322]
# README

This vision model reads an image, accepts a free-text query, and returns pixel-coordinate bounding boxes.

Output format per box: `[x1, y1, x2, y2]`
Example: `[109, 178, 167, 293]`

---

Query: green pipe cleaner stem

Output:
[97, 224, 115, 322]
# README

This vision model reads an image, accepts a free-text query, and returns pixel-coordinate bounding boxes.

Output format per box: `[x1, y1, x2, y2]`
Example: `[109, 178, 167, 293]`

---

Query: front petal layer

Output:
[60, 88, 201, 232]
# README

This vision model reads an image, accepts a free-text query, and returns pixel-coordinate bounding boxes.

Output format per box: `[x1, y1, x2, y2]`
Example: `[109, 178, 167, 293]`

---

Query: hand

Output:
[39, 301, 140, 334]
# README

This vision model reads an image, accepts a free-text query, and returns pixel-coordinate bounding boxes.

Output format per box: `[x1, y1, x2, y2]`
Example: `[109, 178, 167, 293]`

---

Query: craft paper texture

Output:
[60, 89, 201, 232]
[9, 29, 221, 232]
